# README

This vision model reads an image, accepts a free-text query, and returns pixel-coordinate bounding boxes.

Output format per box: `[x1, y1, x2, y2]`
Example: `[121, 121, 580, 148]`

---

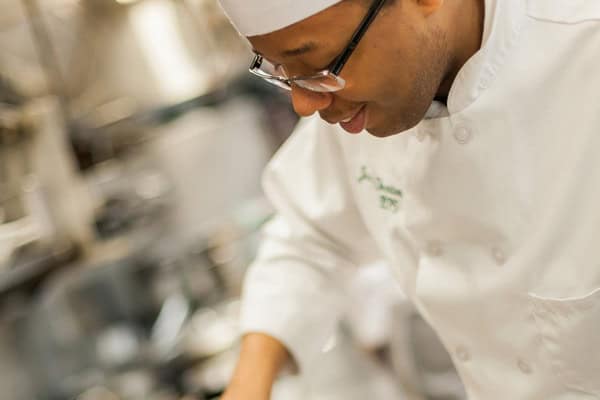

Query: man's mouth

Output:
[339, 105, 367, 134]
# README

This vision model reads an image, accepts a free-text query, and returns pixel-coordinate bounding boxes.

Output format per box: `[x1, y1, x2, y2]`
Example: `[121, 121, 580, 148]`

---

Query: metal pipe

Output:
[20, 0, 72, 124]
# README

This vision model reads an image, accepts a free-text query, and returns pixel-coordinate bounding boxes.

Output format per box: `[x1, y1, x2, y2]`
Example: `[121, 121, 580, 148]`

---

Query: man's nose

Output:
[290, 86, 333, 117]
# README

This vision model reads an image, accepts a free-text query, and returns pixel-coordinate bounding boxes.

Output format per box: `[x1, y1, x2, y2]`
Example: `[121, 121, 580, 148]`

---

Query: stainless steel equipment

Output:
[0, 104, 36, 236]
[0, 98, 94, 290]
[0, 1, 298, 399]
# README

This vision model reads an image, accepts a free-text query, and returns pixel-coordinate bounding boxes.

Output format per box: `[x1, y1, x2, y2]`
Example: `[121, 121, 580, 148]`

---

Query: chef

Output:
[218, 0, 600, 399]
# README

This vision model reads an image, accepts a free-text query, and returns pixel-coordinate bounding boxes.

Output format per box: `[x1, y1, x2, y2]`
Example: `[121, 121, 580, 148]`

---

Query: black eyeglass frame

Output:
[249, 0, 388, 92]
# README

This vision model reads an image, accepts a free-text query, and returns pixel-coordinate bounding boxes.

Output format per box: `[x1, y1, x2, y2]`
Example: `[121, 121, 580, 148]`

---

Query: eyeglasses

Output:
[249, 0, 388, 93]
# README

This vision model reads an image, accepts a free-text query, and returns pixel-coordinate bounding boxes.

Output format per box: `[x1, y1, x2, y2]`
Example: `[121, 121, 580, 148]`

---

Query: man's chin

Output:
[369, 106, 435, 137]
[365, 128, 395, 138]
[366, 121, 419, 138]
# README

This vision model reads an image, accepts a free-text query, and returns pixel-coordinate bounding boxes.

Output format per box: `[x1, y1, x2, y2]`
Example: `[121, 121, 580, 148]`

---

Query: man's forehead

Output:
[248, 2, 360, 60]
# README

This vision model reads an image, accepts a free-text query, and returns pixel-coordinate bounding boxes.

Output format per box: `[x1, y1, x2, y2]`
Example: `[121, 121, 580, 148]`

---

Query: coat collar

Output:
[446, 0, 528, 115]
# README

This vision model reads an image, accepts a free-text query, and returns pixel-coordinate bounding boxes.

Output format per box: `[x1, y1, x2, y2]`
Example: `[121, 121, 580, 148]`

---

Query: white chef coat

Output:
[240, 0, 600, 398]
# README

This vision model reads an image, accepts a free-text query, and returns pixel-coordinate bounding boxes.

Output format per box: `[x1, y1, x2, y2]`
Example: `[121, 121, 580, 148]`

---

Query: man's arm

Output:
[221, 333, 291, 400]
[223, 117, 379, 398]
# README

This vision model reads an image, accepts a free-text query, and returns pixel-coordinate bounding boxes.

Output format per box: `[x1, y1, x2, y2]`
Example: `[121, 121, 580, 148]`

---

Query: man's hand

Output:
[221, 333, 292, 400]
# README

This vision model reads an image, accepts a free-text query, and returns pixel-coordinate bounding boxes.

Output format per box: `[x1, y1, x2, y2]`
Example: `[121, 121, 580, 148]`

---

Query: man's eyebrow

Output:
[279, 42, 319, 58]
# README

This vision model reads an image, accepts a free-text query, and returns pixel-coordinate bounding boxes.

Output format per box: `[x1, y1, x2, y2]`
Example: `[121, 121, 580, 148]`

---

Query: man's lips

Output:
[339, 107, 362, 123]
[339, 105, 367, 134]
[321, 105, 364, 125]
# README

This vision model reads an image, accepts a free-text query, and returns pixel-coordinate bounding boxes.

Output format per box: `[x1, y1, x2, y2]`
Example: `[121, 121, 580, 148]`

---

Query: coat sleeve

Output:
[239, 116, 380, 372]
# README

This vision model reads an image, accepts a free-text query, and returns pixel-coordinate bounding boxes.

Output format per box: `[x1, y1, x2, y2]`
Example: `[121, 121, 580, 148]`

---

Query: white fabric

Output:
[217, 0, 342, 36]
[241, 0, 600, 398]
[343, 261, 406, 349]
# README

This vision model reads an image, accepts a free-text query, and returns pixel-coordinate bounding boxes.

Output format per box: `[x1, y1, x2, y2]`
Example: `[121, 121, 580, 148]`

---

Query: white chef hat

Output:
[217, 0, 343, 37]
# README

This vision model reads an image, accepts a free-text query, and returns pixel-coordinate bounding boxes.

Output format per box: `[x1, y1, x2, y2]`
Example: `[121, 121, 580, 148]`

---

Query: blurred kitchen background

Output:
[0, 1, 466, 399]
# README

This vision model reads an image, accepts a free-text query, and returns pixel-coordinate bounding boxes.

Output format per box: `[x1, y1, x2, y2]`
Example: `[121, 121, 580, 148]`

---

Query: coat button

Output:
[518, 359, 532, 375]
[415, 129, 428, 142]
[426, 240, 444, 257]
[491, 247, 507, 265]
[456, 346, 471, 362]
[454, 127, 472, 144]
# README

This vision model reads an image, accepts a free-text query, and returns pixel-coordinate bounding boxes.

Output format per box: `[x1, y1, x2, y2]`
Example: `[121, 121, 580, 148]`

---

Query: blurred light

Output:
[116, 0, 142, 4]
[129, 0, 209, 102]
[96, 325, 141, 367]
[151, 293, 190, 358]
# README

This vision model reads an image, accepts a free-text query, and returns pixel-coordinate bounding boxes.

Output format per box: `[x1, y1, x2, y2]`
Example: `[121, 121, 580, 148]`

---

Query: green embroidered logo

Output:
[357, 166, 403, 213]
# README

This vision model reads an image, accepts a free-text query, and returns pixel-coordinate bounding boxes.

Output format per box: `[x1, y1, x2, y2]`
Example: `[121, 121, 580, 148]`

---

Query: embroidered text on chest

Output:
[357, 166, 403, 213]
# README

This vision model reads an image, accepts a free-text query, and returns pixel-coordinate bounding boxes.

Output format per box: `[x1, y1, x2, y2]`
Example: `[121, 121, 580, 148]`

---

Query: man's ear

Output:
[416, 0, 444, 16]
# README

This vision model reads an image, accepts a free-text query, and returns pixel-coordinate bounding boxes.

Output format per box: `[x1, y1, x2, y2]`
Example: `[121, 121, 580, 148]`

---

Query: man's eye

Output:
[280, 58, 325, 77]
[287, 65, 321, 77]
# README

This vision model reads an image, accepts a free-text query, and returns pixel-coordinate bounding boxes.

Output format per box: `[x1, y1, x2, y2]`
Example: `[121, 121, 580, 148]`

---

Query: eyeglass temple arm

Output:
[330, 0, 388, 76]
[250, 54, 263, 69]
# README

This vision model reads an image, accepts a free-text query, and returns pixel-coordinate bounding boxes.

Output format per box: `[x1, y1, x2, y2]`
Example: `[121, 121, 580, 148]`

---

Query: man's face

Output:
[248, 0, 453, 137]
